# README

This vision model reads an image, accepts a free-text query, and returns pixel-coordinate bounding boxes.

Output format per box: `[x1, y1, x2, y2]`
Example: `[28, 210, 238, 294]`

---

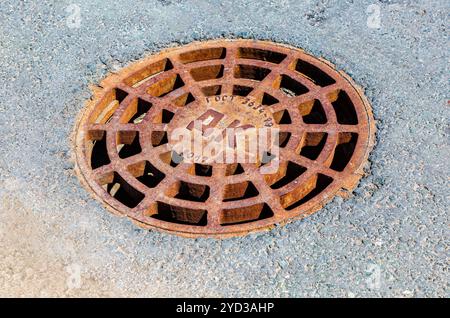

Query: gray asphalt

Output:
[0, 0, 448, 297]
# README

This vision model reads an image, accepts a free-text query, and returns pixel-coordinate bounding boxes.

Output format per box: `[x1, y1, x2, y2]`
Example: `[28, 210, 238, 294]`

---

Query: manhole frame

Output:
[72, 39, 376, 238]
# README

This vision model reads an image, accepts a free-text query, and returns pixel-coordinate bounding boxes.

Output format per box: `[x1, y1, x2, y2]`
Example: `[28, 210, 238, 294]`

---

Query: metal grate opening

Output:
[74, 40, 375, 238]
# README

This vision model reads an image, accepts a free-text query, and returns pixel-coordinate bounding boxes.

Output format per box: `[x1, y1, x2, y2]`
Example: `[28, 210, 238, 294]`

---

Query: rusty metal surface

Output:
[73, 39, 375, 238]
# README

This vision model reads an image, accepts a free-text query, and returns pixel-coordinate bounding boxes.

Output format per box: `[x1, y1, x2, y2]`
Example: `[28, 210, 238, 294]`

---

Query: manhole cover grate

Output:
[73, 40, 375, 237]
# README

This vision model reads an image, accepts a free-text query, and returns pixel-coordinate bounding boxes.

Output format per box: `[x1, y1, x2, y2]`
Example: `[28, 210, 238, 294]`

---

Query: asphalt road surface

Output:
[0, 0, 448, 297]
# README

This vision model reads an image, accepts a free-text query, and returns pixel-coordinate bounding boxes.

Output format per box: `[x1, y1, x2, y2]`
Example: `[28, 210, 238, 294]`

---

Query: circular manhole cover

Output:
[73, 39, 375, 238]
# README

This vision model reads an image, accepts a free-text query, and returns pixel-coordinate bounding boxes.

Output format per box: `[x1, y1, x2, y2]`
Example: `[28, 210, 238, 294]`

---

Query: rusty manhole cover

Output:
[73, 39, 375, 238]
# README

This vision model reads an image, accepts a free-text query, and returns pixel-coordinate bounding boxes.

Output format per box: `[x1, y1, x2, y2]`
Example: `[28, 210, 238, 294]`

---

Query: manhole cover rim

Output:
[73, 39, 376, 238]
